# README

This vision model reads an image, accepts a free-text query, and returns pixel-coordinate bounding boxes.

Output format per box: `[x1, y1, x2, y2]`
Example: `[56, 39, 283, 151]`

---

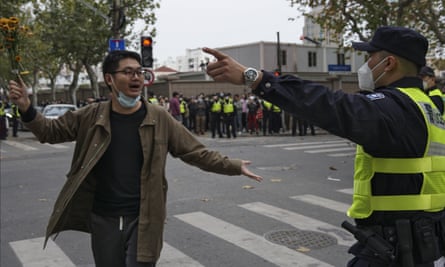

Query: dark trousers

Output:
[224, 114, 236, 138]
[90, 213, 156, 267]
[210, 113, 222, 138]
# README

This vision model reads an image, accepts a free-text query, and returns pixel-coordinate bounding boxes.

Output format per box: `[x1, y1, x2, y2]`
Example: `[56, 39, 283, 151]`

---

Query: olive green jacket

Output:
[24, 99, 242, 262]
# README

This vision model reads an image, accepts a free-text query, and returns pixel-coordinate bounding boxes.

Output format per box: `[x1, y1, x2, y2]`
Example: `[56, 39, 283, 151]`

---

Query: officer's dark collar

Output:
[376, 77, 423, 89]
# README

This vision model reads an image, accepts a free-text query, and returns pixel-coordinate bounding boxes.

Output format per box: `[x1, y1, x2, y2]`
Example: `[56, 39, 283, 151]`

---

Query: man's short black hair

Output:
[102, 50, 142, 75]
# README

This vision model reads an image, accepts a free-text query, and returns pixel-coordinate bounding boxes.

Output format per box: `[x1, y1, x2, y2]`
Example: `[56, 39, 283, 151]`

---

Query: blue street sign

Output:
[328, 64, 351, 72]
[109, 39, 125, 51]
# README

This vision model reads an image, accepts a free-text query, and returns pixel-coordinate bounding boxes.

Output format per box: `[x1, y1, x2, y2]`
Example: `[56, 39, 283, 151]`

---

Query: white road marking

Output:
[337, 188, 353, 195]
[290, 194, 350, 213]
[175, 211, 334, 267]
[304, 147, 356, 153]
[239, 202, 354, 247]
[284, 143, 349, 150]
[9, 237, 76, 267]
[264, 139, 346, 148]
[158, 242, 205, 267]
[3, 140, 38, 151]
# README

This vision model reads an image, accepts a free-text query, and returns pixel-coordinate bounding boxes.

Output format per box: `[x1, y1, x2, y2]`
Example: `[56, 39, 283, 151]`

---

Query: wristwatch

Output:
[243, 67, 260, 88]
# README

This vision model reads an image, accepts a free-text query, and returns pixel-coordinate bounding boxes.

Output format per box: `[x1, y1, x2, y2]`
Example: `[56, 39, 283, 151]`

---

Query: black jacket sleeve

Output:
[253, 71, 427, 157]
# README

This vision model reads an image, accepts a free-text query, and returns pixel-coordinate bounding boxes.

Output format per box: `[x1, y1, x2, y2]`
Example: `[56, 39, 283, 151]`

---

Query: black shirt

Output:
[92, 103, 146, 217]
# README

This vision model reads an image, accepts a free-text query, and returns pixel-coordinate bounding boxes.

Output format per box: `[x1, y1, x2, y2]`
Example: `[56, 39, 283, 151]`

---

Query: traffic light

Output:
[274, 69, 281, 77]
[141, 36, 153, 68]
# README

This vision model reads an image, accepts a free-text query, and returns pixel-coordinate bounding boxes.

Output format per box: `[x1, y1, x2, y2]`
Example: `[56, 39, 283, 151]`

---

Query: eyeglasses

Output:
[112, 68, 146, 78]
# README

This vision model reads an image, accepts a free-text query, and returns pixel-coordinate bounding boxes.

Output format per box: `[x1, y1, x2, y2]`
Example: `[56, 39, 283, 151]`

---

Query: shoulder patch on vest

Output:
[365, 93, 385, 101]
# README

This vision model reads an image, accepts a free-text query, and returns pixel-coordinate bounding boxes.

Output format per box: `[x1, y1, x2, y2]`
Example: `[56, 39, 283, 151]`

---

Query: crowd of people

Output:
[146, 91, 318, 138]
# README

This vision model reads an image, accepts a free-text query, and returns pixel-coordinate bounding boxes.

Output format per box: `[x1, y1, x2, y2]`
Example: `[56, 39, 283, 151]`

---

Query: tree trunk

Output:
[85, 64, 99, 98]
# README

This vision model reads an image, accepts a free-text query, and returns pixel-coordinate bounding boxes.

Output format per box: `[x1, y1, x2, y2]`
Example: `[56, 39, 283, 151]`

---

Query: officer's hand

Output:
[203, 47, 246, 85]
[241, 160, 263, 182]
[8, 76, 31, 112]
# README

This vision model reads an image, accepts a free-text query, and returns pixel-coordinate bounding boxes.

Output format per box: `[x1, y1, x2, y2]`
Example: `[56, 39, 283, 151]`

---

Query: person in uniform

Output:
[419, 66, 444, 115]
[209, 94, 223, 138]
[203, 26, 445, 267]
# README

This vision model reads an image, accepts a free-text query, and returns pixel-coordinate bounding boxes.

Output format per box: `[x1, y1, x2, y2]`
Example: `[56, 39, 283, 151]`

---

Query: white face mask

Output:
[110, 77, 140, 108]
[357, 57, 388, 91]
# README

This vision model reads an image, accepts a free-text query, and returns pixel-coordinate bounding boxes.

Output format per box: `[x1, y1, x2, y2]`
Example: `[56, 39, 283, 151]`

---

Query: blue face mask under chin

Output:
[118, 91, 141, 108]
[110, 76, 141, 108]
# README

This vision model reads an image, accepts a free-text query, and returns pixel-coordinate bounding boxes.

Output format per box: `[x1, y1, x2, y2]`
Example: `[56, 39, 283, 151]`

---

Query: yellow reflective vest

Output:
[0, 102, 5, 116]
[211, 100, 222, 113]
[180, 100, 187, 114]
[223, 99, 234, 113]
[348, 87, 445, 219]
[149, 97, 158, 105]
[263, 100, 272, 110]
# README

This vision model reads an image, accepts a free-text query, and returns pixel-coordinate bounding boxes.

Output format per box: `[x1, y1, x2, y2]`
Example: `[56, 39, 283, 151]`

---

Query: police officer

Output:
[222, 93, 237, 138]
[209, 94, 223, 138]
[0, 99, 7, 140]
[261, 99, 272, 135]
[147, 91, 158, 105]
[419, 66, 444, 115]
[11, 103, 20, 137]
[204, 26, 445, 266]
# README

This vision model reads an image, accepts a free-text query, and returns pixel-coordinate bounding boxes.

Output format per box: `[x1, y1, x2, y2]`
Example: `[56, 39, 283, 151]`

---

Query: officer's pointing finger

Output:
[203, 47, 226, 61]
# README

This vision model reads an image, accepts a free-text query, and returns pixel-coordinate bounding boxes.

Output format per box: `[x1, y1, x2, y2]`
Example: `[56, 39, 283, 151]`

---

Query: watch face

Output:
[245, 69, 257, 80]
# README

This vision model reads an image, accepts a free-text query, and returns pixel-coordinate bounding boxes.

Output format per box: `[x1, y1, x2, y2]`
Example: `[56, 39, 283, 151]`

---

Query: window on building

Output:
[280, 50, 287, 66]
[337, 53, 345, 65]
[308, 51, 317, 67]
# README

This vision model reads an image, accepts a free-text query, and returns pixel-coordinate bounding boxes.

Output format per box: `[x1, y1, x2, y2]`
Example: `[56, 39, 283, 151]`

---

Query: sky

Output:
[141, 0, 305, 64]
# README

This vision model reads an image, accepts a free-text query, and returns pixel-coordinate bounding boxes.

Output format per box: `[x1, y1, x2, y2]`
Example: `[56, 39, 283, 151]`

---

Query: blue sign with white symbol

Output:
[328, 64, 351, 72]
[109, 39, 125, 51]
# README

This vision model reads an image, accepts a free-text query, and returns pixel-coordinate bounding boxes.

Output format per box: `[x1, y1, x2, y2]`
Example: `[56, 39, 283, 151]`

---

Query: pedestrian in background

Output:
[195, 95, 207, 135]
[11, 103, 20, 137]
[204, 26, 445, 266]
[209, 94, 223, 138]
[0, 98, 8, 140]
[8, 50, 262, 267]
[419, 66, 444, 115]
[169, 91, 181, 121]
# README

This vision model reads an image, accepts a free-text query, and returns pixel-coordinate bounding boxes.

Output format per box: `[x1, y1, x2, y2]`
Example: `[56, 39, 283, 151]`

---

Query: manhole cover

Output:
[264, 229, 337, 249]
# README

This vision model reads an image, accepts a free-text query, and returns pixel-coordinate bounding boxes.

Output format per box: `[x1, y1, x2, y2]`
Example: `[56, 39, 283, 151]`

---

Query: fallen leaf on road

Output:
[242, 185, 255, 189]
[296, 246, 311, 252]
[201, 197, 210, 202]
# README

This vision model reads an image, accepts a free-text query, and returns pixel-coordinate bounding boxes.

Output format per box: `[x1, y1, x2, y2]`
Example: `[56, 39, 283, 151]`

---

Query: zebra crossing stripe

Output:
[3, 140, 38, 151]
[284, 143, 350, 151]
[43, 143, 69, 149]
[337, 188, 353, 195]
[239, 202, 354, 247]
[158, 242, 204, 267]
[290, 194, 350, 213]
[304, 147, 356, 153]
[328, 152, 356, 157]
[264, 139, 346, 148]
[175, 211, 334, 267]
[9, 237, 76, 267]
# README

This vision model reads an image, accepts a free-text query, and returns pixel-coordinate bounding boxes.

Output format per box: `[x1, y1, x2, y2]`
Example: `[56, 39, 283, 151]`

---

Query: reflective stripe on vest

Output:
[263, 101, 272, 110]
[348, 87, 445, 219]
[428, 88, 443, 98]
[272, 105, 281, 112]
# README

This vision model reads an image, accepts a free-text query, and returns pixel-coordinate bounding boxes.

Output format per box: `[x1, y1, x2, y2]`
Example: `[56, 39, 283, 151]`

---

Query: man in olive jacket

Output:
[8, 50, 262, 267]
